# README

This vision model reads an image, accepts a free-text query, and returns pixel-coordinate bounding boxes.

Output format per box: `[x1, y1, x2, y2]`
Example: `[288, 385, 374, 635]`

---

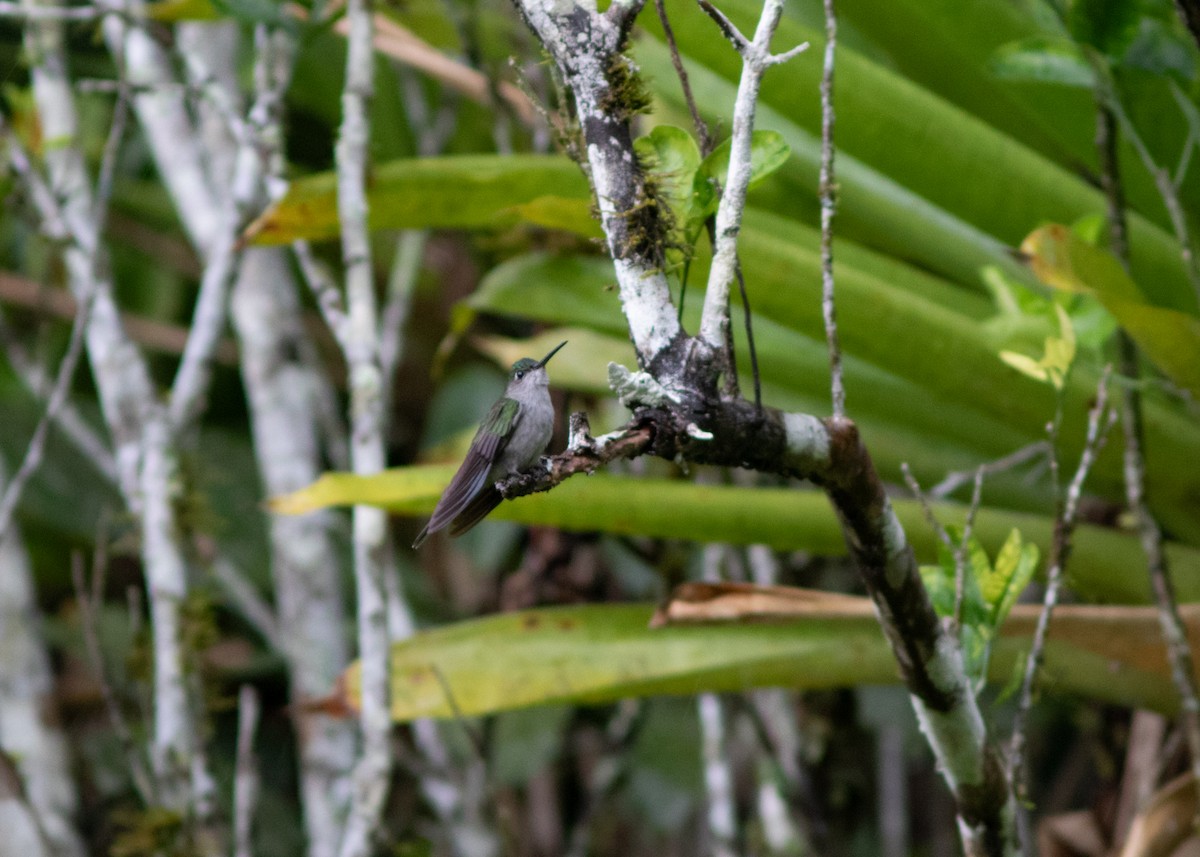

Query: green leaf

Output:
[918, 563, 955, 618]
[1123, 17, 1196, 80]
[1069, 0, 1144, 58]
[999, 350, 1051, 384]
[986, 530, 1039, 625]
[273, 465, 1200, 606]
[1022, 224, 1143, 299]
[335, 600, 1190, 721]
[932, 528, 992, 630]
[469, 253, 625, 336]
[147, 0, 222, 20]
[505, 195, 603, 239]
[925, 527, 1039, 689]
[989, 38, 1096, 87]
[695, 130, 791, 214]
[269, 466, 449, 516]
[353, 603, 900, 721]
[244, 155, 592, 244]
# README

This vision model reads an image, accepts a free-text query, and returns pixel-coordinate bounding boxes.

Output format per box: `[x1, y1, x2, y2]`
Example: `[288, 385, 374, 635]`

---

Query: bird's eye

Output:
[516, 371, 525, 380]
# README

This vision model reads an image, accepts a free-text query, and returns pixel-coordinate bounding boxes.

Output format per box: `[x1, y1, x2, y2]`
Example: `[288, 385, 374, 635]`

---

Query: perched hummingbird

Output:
[412, 341, 567, 548]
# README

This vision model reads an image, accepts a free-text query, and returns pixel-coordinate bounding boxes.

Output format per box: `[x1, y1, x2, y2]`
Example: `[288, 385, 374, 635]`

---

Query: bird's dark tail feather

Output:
[412, 486, 503, 548]
[447, 485, 503, 537]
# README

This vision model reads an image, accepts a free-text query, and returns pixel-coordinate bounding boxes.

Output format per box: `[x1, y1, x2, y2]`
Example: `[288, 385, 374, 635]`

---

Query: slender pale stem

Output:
[334, 3, 393, 856]
[1010, 369, 1116, 824]
[698, 0, 807, 357]
[819, 0, 844, 418]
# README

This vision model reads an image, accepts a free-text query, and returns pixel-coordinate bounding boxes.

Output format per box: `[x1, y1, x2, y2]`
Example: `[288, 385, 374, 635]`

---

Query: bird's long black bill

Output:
[537, 340, 568, 368]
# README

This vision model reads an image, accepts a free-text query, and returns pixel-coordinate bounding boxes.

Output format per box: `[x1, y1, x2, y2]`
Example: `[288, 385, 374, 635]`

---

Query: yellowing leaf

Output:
[1000, 350, 1050, 383]
[331, 593, 1200, 722]
[503, 196, 602, 238]
[244, 155, 591, 244]
[268, 466, 453, 516]
[1022, 224, 1200, 397]
[473, 329, 636, 394]
[147, 0, 221, 20]
[1020, 224, 1141, 301]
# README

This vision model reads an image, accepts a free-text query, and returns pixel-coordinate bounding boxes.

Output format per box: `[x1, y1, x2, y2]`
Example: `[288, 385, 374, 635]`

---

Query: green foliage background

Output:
[5, 0, 1200, 852]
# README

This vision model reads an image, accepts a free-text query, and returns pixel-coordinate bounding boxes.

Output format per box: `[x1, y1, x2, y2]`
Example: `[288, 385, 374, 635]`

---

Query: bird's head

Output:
[507, 341, 566, 392]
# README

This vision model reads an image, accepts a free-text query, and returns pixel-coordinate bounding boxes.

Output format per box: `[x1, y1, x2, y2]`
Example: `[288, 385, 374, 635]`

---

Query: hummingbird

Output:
[413, 341, 567, 548]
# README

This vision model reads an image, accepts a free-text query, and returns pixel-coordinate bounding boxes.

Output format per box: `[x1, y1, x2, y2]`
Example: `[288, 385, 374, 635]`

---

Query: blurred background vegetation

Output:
[3, 0, 1200, 854]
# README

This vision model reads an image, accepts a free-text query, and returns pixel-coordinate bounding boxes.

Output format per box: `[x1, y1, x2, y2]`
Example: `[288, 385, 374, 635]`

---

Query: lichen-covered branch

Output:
[506, 3, 1015, 849]
[501, 400, 1014, 851]
[233, 248, 355, 857]
[334, 3, 393, 856]
[513, 0, 682, 370]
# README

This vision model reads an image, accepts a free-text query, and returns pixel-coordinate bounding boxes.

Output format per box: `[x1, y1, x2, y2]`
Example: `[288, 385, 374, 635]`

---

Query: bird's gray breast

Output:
[491, 390, 554, 479]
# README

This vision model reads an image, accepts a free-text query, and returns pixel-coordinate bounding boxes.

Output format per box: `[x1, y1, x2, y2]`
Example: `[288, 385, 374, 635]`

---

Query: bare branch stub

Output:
[697, 0, 749, 53]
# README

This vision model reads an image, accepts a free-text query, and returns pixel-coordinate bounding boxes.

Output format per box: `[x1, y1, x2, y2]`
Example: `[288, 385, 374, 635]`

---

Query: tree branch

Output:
[506, 2, 1012, 850]
[697, 0, 806, 361]
[818, 0, 844, 418]
[502, 401, 1014, 851]
[20, 3, 216, 833]
[0, 474, 87, 857]
[333, 3, 393, 856]
[1093, 85, 1200, 808]
[512, 0, 683, 370]
[1009, 368, 1117, 815]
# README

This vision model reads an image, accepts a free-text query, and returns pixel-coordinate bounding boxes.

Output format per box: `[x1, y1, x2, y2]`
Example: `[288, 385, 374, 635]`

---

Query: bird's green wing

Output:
[414, 397, 519, 544]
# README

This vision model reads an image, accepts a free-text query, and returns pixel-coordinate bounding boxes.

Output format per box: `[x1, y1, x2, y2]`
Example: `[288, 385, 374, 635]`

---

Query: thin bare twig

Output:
[930, 442, 1051, 500]
[951, 468, 986, 633]
[0, 81, 129, 540]
[819, 0, 844, 418]
[233, 685, 262, 857]
[697, 0, 807, 367]
[899, 463, 954, 552]
[1091, 77, 1200, 808]
[653, 0, 711, 152]
[1010, 367, 1117, 812]
[294, 241, 350, 347]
